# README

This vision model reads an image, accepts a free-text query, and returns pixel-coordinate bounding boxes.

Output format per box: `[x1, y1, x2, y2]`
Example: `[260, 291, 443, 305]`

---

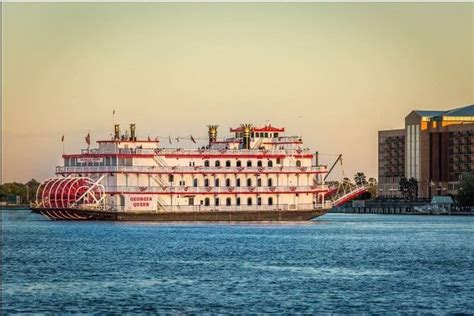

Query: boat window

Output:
[268, 160, 273, 167]
[247, 178, 252, 187]
[296, 160, 301, 167]
[268, 197, 273, 205]
[226, 198, 231, 206]
[204, 160, 210, 167]
[247, 160, 252, 167]
[257, 160, 263, 167]
[274, 133, 279, 138]
[264, 133, 268, 138]
[247, 197, 252, 206]
[225, 160, 231, 167]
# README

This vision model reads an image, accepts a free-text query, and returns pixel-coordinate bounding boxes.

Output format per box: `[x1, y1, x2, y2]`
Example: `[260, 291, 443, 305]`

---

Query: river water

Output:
[2, 209, 473, 313]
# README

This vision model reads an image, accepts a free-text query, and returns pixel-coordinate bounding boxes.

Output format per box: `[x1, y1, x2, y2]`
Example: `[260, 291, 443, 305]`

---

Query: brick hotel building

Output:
[378, 104, 474, 198]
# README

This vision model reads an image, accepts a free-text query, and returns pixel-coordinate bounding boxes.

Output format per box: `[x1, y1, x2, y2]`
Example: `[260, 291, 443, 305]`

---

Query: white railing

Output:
[79, 148, 312, 156]
[106, 203, 324, 213]
[56, 165, 327, 174]
[105, 185, 326, 194]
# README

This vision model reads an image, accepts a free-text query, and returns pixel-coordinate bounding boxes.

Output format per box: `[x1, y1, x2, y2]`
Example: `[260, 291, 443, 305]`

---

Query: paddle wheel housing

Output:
[35, 176, 106, 209]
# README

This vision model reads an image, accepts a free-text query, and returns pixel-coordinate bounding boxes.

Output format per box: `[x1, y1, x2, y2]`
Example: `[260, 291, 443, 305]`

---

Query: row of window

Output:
[235, 132, 279, 138]
[202, 197, 274, 206]
[202, 159, 302, 167]
[173, 177, 275, 187]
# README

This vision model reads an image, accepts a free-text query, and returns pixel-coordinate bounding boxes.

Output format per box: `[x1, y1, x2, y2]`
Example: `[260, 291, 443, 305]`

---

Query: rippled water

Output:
[2, 210, 473, 313]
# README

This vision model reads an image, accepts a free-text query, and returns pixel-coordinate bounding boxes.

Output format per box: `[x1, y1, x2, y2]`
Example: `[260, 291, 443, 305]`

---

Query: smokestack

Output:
[241, 124, 252, 150]
[114, 124, 120, 140]
[130, 124, 136, 141]
[207, 125, 219, 145]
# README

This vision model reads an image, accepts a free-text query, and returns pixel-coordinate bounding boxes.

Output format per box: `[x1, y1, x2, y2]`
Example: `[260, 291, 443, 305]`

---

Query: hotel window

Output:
[247, 178, 252, 187]
[257, 160, 263, 167]
[257, 178, 262, 187]
[268, 178, 273, 187]
[274, 133, 279, 138]
[204, 160, 210, 167]
[193, 179, 198, 187]
[215, 178, 220, 187]
[251, 132, 255, 138]
[226, 178, 231, 187]
[215, 198, 220, 206]
[236, 160, 242, 167]
[257, 197, 262, 206]
[215, 160, 221, 167]
[276, 158, 281, 164]
[236, 178, 241, 187]
[168, 175, 174, 182]
[247, 160, 252, 167]
[226, 198, 231, 206]
[247, 197, 252, 205]
[205, 198, 210, 206]
[268, 197, 273, 205]
[204, 178, 209, 187]
[236, 197, 241, 206]
[268, 160, 273, 167]
[225, 160, 231, 167]
[296, 160, 301, 167]
[264, 133, 268, 138]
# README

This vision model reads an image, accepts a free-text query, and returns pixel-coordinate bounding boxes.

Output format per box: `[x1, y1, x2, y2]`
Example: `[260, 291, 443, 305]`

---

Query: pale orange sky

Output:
[3, 3, 473, 183]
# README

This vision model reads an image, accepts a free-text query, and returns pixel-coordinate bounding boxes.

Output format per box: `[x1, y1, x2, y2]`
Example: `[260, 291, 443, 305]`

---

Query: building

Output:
[378, 104, 474, 199]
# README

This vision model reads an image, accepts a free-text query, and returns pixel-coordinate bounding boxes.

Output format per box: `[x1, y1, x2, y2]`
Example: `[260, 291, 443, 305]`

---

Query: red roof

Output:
[230, 124, 285, 133]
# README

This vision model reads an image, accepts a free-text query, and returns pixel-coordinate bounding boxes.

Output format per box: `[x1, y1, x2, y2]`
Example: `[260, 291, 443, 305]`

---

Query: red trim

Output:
[263, 141, 303, 145]
[106, 191, 326, 195]
[57, 170, 327, 175]
[63, 154, 155, 158]
[161, 154, 313, 159]
[96, 140, 160, 144]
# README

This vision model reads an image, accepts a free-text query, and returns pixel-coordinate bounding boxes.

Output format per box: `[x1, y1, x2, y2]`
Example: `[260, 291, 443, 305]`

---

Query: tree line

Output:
[0, 179, 40, 204]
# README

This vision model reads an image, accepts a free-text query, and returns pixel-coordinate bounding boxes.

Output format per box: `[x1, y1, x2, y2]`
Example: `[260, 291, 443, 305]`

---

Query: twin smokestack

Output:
[114, 124, 136, 141]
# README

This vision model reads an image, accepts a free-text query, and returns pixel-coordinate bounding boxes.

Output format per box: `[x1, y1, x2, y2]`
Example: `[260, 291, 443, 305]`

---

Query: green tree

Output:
[354, 172, 367, 186]
[457, 173, 474, 206]
[367, 177, 378, 198]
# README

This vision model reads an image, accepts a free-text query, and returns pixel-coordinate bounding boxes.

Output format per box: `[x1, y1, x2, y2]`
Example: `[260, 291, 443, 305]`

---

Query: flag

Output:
[61, 135, 64, 142]
[85, 133, 90, 145]
[168, 136, 172, 145]
[190, 135, 196, 144]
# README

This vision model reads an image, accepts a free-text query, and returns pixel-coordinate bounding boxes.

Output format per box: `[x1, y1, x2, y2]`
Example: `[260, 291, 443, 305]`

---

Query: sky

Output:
[3, 3, 473, 183]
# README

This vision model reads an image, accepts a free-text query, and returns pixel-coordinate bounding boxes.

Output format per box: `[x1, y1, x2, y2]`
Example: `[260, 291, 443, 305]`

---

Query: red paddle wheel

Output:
[35, 176, 105, 210]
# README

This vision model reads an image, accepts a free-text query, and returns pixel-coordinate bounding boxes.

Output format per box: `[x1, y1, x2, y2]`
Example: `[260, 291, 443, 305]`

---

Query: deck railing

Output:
[56, 165, 327, 174]
[80, 148, 312, 156]
[105, 185, 327, 194]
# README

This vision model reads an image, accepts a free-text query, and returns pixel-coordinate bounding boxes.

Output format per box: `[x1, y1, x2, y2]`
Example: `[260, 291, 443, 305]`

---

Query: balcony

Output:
[106, 185, 328, 194]
[56, 165, 328, 175]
